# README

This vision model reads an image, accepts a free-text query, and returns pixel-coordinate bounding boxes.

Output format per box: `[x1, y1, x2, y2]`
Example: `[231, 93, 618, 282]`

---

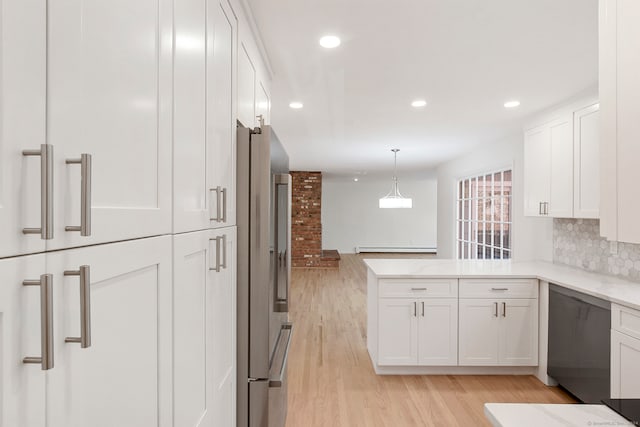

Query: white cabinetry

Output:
[0, 0, 47, 258]
[611, 303, 640, 398]
[46, 0, 173, 251]
[377, 279, 458, 367]
[523, 101, 599, 219]
[573, 104, 600, 218]
[46, 236, 172, 427]
[458, 280, 538, 366]
[173, 227, 236, 427]
[600, 0, 640, 243]
[173, 0, 237, 233]
[237, 33, 271, 129]
[0, 253, 47, 427]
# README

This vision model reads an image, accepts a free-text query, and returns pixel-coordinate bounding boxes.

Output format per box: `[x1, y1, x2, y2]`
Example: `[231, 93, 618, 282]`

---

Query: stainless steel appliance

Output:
[237, 123, 293, 427]
[548, 284, 611, 403]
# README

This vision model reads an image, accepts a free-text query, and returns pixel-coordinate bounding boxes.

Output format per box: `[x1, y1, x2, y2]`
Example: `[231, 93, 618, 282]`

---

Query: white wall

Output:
[436, 134, 553, 261]
[322, 176, 438, 254]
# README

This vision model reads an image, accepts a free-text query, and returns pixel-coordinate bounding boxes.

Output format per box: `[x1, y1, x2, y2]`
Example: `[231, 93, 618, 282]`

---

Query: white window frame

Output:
[456, 168, 512, 260]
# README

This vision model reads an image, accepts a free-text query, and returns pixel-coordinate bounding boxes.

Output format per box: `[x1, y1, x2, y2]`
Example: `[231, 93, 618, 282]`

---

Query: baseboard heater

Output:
[355, 246, 437, 254]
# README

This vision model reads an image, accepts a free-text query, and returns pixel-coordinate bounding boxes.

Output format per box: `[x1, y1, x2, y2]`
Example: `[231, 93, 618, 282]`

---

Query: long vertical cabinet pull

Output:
[502, 302, 507, 317]
[209, 236, 224, 272]
[65, 154, 92, 236]
[413, 301, 417, 317]
[494, 302, 498, 317]
[209, 187, 228, 223]
[23, 274, 54, 370]
[22, 144, 54, 239]
[64, 265, 92, 348]
[220, 234, 227, 269]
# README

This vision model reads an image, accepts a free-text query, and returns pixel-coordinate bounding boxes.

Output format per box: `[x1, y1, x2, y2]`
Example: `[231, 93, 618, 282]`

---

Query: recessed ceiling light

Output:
[411, 100, 427, 108]
[504, 100, 521, 108]
[289, 102, 303, 109]
[353, 178, 359, 182]
[319, 35, 341, 49]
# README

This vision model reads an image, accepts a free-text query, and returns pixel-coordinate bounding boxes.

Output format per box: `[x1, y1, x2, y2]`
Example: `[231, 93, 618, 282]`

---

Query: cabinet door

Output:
[523, 125, 550, 217]
[208, 0, 237, 228]
[417, 298, 458, 366]
[0, 253, 47, 427]
[573, 104, 600, 219]
[46, 0, 172, 250]
[611, 330, 640, 398]
[548, 117, 574, 218]
[255, 81, 271, 126]
[378, 299, 418, 366]
[46, 236, 172, 427]
[238, 43, 256, 128]
[599, 0, 618, 240]
[615, 0, 640, 244]
[0, 0, 47, 257]
[173, 0, 209, 233]
[173, 230, 213, 426]
[209, 227, 237, 426]
[498, 299, 538, 366]
[459, 299, 499, 365]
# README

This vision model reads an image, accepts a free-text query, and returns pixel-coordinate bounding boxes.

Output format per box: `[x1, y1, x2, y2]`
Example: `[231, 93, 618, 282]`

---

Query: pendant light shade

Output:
[379, 149, 413, 209]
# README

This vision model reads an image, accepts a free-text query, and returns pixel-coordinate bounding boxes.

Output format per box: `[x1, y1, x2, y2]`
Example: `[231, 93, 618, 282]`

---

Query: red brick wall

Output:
[291, 171, 323, 267]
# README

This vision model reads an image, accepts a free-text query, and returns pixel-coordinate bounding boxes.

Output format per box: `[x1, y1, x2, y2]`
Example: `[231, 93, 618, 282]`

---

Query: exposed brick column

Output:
[291, 171, 323, 267]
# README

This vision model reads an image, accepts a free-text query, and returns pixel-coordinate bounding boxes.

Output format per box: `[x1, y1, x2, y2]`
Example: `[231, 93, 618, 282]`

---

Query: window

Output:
[457, 169, 512, 260]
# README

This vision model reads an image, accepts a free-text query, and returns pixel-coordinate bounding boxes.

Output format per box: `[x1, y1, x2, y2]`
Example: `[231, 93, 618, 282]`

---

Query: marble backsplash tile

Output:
[553, 218, 640, 282]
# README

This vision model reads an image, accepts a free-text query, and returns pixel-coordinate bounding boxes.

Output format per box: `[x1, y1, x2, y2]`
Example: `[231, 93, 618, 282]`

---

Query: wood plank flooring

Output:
[285, 254, 575, 427]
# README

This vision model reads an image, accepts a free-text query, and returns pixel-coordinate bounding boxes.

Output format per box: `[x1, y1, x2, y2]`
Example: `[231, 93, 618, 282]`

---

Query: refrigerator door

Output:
[249, 380, 269, 427]
[248, 129, 271, 381]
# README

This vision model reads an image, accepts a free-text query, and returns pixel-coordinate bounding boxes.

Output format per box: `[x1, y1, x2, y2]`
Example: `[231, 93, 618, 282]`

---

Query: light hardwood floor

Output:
[285, 254, 575, 427]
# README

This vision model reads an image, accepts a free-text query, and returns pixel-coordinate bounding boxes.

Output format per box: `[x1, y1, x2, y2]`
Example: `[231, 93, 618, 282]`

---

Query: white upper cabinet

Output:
[548, 117, 574, 218]
[600, 0, 640, 243]
[208, 0, 238, 228]
[524, 124, 551, 217]
[523, 98, 599, 219]
[573, 104, 600, 219]
[45, 0, 173, 250]
[238, 43, 257, 128]
[255, 81, 271, 126]
[173, 0, 208, 233]
[0, 253, 47, 427]
[0, 0, 48, 258]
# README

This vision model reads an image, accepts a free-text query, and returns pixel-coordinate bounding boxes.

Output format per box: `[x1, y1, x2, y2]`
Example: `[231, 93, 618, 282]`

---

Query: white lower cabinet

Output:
[378, 298, 457, 366]
[0, 253, 47, 427]
[458, 279, 538, 367]
[173, 228, 236, 427]
[46, 236, 172, 427]
[611, 303, 640, 398]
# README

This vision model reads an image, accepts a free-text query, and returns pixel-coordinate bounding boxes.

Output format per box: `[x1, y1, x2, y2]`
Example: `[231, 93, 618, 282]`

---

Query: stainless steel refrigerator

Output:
[237, 124, 292, 427]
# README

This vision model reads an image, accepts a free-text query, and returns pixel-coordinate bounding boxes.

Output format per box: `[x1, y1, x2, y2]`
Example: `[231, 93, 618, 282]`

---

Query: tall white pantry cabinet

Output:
[0, 0, 270, 425]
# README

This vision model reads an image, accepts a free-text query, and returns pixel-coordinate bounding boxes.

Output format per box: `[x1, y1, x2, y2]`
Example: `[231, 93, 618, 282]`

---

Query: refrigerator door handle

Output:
[269, 323, 293, 388]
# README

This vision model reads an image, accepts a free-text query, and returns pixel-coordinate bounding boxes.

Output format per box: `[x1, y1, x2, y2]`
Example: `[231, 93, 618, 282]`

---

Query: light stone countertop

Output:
[363, 259, 640, 311]
[484, 403, 633, 427]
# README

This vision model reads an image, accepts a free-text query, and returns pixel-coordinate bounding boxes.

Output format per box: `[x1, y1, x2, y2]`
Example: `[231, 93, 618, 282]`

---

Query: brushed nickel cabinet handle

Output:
[209, 186, 222, 222]
[413, 301, 417, 317]
[221, 187, 227, 223]
[494, 302, 498, 317]
[22, 144, 54, 239]
[421, 301, 425, 317]
[221, 234, 227, 269]
[411, 287, 427, 291]
[64, 265, 92, 348]
[209, 236, 222, 272]
[491, 287, 509, 291]
[538, 202, 543, 215]
[65, 154, 92, 236]
[502, 302, 507, 317]
[544, 202, 549, 216]
[23, 274, 54, 370]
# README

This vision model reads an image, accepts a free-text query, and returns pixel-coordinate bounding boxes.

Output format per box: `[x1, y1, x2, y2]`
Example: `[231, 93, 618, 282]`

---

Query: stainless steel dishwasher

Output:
[547, 284, 611, 403]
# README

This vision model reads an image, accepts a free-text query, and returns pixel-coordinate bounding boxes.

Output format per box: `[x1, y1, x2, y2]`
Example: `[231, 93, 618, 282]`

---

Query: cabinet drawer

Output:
[613, 304, 640, 341]
[379, 279, 457, 298]
[459, 279, 538, 299]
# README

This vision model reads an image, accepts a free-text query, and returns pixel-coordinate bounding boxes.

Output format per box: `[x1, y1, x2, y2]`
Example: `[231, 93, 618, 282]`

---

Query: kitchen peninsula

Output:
[364, 259, 640, 388]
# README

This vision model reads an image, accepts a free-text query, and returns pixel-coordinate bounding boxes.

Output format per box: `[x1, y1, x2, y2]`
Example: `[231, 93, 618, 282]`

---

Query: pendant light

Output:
[379, 149, 413, 209]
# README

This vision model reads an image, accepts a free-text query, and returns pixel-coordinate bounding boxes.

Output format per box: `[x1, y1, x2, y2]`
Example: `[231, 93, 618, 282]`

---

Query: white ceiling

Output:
[247, 0, 598, 177]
